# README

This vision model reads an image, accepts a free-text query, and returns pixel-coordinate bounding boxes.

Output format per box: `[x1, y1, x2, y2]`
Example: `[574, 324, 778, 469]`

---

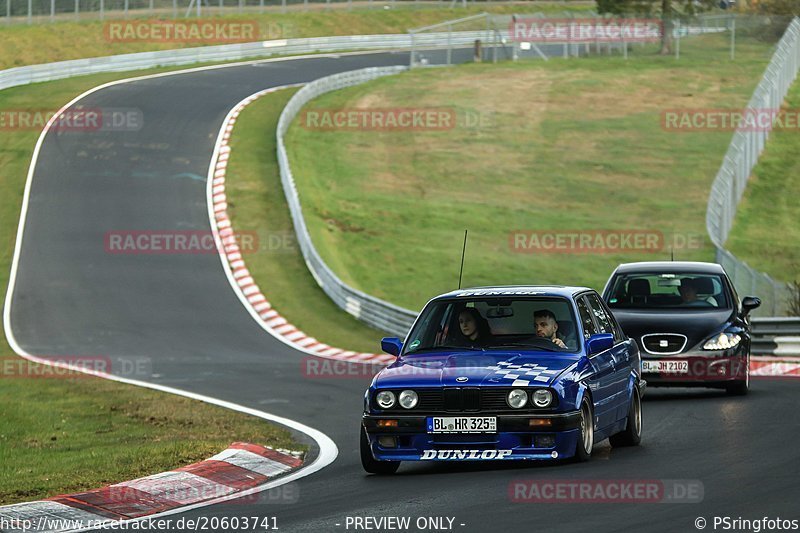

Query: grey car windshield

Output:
[403, 296, 580, 354]
[606, 273, 731, 309]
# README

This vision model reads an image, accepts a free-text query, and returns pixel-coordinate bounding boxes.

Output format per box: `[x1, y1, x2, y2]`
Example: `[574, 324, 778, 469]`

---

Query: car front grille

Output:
[443, 388, 480, 411]
[641, 333, 688, 355]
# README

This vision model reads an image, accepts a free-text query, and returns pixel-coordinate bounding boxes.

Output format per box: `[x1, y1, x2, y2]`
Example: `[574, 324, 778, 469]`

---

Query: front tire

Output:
[610, 384, 642, 447]
[574, 398, 594, 462]
[360, 427, 400, 475]
[726, 356, 749, 396]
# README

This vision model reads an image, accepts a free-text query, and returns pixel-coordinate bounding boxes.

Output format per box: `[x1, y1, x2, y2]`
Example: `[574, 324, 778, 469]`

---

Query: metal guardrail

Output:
[705, 16, 800, 317]
[276, 66, 419, 337]
[0, 34, 390, 90]
[0, 31, 514, 92]
[752, 317, 800, 356]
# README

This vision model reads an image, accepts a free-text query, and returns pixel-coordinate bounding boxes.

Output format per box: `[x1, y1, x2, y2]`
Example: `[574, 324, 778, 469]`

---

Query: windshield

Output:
[606, 273, 731, 310]
[403, 296, 580, 355]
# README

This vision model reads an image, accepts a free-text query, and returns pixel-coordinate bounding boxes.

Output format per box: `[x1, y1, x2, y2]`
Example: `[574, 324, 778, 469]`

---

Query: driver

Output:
[533, 309, 568, 349]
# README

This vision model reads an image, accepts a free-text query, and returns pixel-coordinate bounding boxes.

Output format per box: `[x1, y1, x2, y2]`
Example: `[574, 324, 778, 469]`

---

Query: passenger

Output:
[533, 309, 568, 349]
[455, 308, 493, 347]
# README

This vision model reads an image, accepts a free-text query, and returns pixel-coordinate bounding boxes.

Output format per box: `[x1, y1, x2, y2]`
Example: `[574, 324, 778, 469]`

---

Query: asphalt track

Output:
[6, 49, 800, 533]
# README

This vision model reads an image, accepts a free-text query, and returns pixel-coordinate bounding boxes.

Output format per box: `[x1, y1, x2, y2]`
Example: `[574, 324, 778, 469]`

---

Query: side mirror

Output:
[586, 333, 614, 356]
[741, 296, 761, 316]
[381, 337, 403, 357]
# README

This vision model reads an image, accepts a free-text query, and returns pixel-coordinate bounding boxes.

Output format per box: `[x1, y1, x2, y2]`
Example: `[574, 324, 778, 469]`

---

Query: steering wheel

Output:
[520, 335, 566, 350]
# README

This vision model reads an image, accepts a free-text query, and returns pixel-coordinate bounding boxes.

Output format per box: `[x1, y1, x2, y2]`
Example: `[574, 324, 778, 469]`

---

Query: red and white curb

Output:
[206, 86, 395, 366]
[0, 443, 303, 533]
[750, 357, 800, 378]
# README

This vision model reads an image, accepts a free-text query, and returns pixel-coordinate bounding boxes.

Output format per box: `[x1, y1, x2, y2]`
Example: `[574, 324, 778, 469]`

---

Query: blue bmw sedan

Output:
[361, 286, 644, 474]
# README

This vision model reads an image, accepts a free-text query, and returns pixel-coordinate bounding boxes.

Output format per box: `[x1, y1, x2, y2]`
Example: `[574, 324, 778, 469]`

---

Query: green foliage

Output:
[596, 0, 718, 17]
[756, 0, 800, 15]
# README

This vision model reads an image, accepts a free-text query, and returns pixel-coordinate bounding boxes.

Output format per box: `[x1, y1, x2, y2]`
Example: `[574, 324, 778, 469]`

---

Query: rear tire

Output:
[574, 398, 594, 462]
[360, 427, 400, 475]
[609, 384, 642, 447]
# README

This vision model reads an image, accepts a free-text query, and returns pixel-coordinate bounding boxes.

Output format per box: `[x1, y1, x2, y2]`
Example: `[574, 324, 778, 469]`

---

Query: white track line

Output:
[2, 56, 374, 532]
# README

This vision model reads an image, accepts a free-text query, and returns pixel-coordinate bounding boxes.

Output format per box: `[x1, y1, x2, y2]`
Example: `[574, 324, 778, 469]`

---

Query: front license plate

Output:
[642, 360, 689, 374]
[427, 416, 497, 434]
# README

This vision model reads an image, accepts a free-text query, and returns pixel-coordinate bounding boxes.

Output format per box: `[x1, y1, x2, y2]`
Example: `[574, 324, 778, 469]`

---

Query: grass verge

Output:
[0, 369, 302, 505]
[285, 32, 777, 311]
[725, 80, 800, 283]
[223, 88, 386, 353]
[0, 4, 593, 70]
[0, 66, 306, 506]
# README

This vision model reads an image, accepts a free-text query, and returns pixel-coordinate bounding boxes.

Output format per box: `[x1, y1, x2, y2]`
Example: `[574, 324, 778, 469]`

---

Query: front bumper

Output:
[362, 412, 581, 461]
[642, 352, 747, 386]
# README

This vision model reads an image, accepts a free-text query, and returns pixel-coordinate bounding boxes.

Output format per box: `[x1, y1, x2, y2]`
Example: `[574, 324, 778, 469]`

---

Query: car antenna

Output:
[458, 229, 468, 290]
[669, 228, 675, 261]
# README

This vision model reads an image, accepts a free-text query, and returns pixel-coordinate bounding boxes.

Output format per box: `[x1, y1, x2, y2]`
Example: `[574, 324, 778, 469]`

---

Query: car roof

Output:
[433, 285, 592, 300]
[612, 261, 726, 275]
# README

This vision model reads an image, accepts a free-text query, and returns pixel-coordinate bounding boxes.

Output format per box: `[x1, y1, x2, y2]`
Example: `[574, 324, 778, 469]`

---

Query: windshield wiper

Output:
[409, 345, 485, 353]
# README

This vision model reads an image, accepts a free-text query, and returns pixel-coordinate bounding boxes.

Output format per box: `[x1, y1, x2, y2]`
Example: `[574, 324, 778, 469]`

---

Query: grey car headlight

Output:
[532, 389, 553, 408]
[398, 390, 418, 409]
[375, 390, 396, 409]
[703, 332, 741, 351]
[507, 389, 528, 409]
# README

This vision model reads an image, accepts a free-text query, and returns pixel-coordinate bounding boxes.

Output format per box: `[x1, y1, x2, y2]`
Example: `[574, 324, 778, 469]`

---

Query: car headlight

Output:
[703, 332, 741, 351]
[507, 389, 528, 409]
[398, 390, 418, 409]
[375, 391, 396, 409]
[531, 389, 553, 408]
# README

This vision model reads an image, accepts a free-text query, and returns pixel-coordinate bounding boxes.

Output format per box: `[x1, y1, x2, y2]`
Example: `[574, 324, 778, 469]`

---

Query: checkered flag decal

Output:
[486, 361, 561, 387]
